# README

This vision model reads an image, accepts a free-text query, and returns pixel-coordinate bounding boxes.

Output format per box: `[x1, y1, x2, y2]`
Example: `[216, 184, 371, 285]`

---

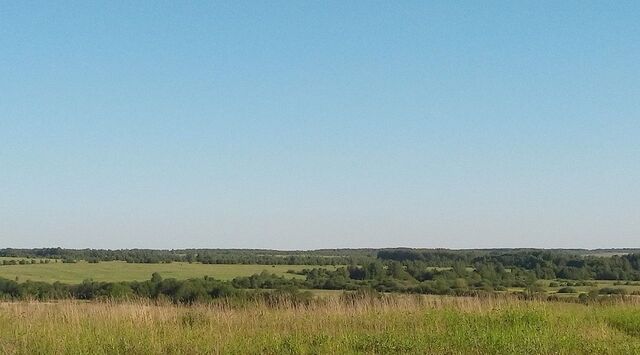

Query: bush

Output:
[557, 287, 576, 294]
[599, 287, 627, 295]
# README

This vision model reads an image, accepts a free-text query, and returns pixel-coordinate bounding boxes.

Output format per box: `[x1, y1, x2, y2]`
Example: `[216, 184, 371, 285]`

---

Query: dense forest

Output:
[0, 248, 375, 265]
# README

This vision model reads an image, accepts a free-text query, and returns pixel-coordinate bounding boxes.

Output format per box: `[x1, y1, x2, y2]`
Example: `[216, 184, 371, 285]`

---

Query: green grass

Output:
[502, 280, 640, 296]
[0, 261, 333, 283]
[544, 280, 640, 295]
[2, 296, 640, 354]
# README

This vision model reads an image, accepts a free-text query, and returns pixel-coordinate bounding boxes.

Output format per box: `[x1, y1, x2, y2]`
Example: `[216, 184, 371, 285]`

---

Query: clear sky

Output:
[1, 1, 638, 249]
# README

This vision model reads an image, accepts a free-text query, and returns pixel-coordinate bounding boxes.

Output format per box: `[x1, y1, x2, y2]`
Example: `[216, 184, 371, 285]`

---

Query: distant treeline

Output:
[377, 249, 640, 281]
[3, 247, 638, 267]
[0, 248, 376, 265]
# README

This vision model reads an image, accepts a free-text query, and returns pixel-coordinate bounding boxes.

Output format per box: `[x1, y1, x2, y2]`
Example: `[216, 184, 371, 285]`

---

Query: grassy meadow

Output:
[503, 279, 640, 296]
[2, 296, 640, 354]
[0, 261, 328, 283]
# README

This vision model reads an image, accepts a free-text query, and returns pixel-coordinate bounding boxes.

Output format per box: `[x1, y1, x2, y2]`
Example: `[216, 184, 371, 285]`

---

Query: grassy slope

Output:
[1, 297, 640, 354]
[0, 261, 329, 283]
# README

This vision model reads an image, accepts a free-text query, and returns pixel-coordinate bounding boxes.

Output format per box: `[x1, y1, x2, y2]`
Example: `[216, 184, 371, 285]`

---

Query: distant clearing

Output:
[0, 261, 333, 283]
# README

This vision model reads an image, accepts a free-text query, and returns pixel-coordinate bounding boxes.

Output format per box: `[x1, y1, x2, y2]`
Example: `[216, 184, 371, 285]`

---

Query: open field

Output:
[547, 282, 640, 295]
[504, 280, 640, 296]
[2, 296, 640, 354]
[0, 261, 331, 283]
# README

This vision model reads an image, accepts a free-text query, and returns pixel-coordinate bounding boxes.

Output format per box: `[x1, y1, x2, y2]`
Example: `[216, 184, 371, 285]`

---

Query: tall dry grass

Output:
[1, 295, 640, 354]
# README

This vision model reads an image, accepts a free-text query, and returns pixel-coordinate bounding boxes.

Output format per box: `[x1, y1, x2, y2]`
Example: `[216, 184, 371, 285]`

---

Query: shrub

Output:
[557, 287, 576, 294]
[599, 287, 627, 295]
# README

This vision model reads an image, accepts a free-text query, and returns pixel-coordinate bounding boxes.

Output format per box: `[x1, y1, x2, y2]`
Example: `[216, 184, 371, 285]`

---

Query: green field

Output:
[0, 261, 329, 283]
[2, 296, 640, 354]
[505, 280, 640, 296]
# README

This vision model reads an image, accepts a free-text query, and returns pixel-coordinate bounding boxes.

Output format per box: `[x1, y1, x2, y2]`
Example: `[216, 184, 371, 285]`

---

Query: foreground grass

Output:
[0, 261, 330, 283]
[1, 296, 640, 354]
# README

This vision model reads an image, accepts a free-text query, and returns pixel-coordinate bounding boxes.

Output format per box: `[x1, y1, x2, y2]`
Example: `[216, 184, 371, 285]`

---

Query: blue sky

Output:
[1, 1, 638, 249]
